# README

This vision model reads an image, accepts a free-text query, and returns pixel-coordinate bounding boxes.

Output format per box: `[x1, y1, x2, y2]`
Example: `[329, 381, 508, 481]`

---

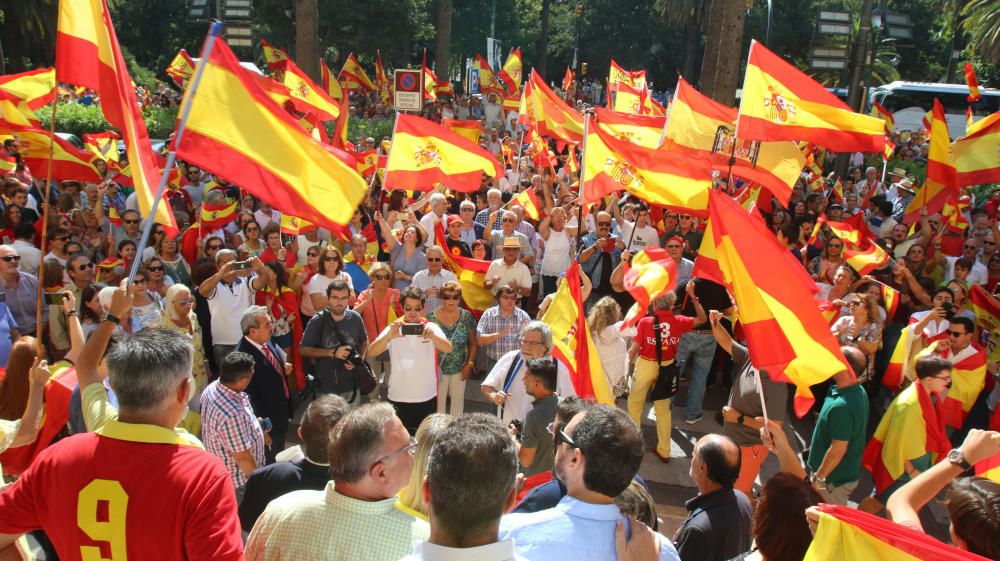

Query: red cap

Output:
[446, 214, 464, 227]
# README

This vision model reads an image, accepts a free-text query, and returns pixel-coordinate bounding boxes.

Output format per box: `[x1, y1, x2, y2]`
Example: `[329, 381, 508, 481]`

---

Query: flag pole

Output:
[575, 112, 591, 255]
[34, 98, 60, 348]
[128, 21, 222, 285]
[381, 110, 401, 192]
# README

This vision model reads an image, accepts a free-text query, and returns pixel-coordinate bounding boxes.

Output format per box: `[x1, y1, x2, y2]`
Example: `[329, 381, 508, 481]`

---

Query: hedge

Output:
[36, 103, 179, 141]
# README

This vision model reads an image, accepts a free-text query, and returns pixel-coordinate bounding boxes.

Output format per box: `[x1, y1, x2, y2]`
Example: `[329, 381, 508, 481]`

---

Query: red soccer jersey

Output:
[635, 311, 696, 362]
[0, 420, 243, 561]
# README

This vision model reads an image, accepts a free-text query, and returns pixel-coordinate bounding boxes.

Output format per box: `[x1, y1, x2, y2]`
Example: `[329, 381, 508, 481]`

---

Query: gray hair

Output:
[522, 321, 553, 354]
[240, 305, 270, 335]
[163, 283, 192, 322]
[329, 402, 397, 484]
[107, 328, 194, 414]
[425, 245, 444, 258]
[487, 188, 502, 200]
[654, 292, 677, 310]
[429, 193, 447, 206]
[204, 190, 227, 205]
[503, 210, 518, 222]
[460, 200, 476, 210]
[351, 234, 368, 246]
[215, 248, 236, 265]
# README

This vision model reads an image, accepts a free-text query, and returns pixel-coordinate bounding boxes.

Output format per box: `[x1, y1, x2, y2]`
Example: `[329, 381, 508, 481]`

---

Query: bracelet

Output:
[66, 310, 78, 317]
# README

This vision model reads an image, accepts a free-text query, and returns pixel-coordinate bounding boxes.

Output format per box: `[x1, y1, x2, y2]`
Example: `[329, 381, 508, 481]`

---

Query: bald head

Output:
[693, 434, 741, 490]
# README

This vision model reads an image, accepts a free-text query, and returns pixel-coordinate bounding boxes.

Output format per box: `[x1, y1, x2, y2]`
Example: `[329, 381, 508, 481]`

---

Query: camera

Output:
[508, 419, 523, 437]
[401, 323, 424, 336]
[232, 260, 251, 271]
[941, 301, 956, 320]
[44, 292, 65, 305]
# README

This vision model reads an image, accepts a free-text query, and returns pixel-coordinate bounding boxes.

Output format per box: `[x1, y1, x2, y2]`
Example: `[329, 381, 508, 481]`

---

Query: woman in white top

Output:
[538, 206, 576, 296]
[587, 296, 629, 397]
[127, 268, 163, 332]
[305, 245, 354, 311]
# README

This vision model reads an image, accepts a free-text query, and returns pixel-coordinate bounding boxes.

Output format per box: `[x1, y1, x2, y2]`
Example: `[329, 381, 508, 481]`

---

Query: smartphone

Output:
[401, 323, 424, 336]
[259, 417, 273, 432]
[232, 260, 251, 271]
[44, 292, 65, 305]
[398, 212, 410, 221]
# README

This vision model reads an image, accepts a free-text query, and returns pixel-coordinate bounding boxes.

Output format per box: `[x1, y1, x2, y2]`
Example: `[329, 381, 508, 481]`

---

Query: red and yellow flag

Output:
[692, 219, 724, 286]
[56, 0, 178, 235]
[82, 130, 120, 163]
[441, 118, 482, 144]
[541, 262, 614, 405]
[519, 70, 585, 145]
[511, 187, 541, 220]
[434, 223, 493, 315]
[375, 50, 391, 106]
[384, 114, 504, 192]
[872, 102, 895, 132]
[927, 98, 960, 189]
[260, 39, 289, 71]
[611, 82, 645, 115]
[421, 52, 438, 103]
[935, 343, 987, 430]
[0, 154, 15, 173]
[953, 110, 1000, 187]
[582, 120, 713, 213]
[166, 49, 195, 90]
[0, 96, 41, 128]
[332, 90, 350, 150]
[736, 40, 884, 152]
[339, 53, 375, 92]
[969, 285, 1000, 365]
[279, 214, 315, 236]
[562, 67, 574, 91]
[200, 200, 238, 230]
[175, 39, 366, 232]
[942, 194, 971, 233]
[593, 106, 664, 148]
[708, 190, 847, 416]
[319, 62, 344, 103]
[881, 283, 900, 320]
[4, 125, 102, 183]
[276, 58, 341, 121]
[843, 241, 890, 276]
[965, 62, 983, 103]
[0, 67, 56, 111]
[862, 382, 950, 494]
[608, 59, 646, 89]
[498, 48, 523, 96]
[622, 247, 677, 327]
[473, 55, 505, 96]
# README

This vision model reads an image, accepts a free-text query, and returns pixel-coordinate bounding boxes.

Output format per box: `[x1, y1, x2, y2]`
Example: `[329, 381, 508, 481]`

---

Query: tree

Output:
[962, 0, 1000, 63]
[434, 0, 454, 78]
[535, 0, 552, 78]
[0, 0, 58, 72]
[296, 0, 320, 81]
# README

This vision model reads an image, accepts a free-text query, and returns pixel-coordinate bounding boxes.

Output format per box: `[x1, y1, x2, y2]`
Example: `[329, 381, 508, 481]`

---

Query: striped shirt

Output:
[200, 379, 265, 489]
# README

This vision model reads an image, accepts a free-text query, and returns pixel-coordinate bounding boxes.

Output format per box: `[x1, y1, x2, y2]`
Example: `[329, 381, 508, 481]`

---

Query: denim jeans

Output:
[675, 331, 717, 421]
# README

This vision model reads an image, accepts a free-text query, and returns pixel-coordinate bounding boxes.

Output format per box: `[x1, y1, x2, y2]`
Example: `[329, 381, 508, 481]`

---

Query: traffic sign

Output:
[394, 69, 423, 111]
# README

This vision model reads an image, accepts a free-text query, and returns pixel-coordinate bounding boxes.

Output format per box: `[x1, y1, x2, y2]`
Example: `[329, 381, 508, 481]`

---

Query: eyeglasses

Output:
[372, 436, 418, 467]
[521, 338, 544, 347]
[597, 222, 611, 227]
[441, 294, 460, 300]
[77, 262, 95, 270]
[404, 305, 423, 312]
[246, 227, 259, 233]
[947, 330, 967, 337]
[132, 278, 147, 284]
[503, 218, 516, 223]
[679, 215, 693, 220]
[372, 274, 390, 280]
[933, 375, 952, 383]
[460, 208, 474, 212]
[0, 255, 20, 262]
[177, 298, 193, 305]
[546, 424, 578, 449]
[427, 257, 442, 262]
[323, 257, 341, 262]
[847, 301, 861, 307]
[124, 219, 140, 225]
[207, 245, 222, 251]
[147, 265, 164, 272]
[964, 244, 977, 250]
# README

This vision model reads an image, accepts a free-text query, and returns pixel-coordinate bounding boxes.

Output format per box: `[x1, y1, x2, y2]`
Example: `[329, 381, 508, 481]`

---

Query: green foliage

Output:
[341, 117, 394, 144]
[962, 0, 1000, 63]
[110, 0, 206, 81]
[37, 103, 178, 140]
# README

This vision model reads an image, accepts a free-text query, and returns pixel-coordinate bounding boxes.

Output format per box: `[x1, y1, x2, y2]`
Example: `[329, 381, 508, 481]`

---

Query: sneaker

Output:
[684, 415, 703, 425]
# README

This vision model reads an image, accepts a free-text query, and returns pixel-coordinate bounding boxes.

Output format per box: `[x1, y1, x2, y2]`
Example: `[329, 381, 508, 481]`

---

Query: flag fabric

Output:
[927, 342, 987, 430]
[375, 50, 391, 106]
[882, 325, 912, 390]
[260, 39, 289, 70]
[56, 0, 178, 235]
[332, 91, 350, 149]
[107, 206, 123, 227]
[199, 200, 238, 230]
[926, 99, 960, 189]
[0, 365, 76, 476]
[435, 78, 455, 97]
[279, 214, 315, 236]
[862, 381, 950, 494]
[0, 67, 56, 111]
[540, 262, 614, 404]
[805, 503, 990, 561]
[339, 53, 375, 92]
[969, 285, 1000, 366]
[608, 59, 646, 89]
[692, 220, 725, 286]
[562, 67, 574, 91]
[872, 102, 895, 132]
[4, 125, 102, 183]
[903, 180, 953, 225]
[473, 55, 505, 96]
[421, 52, 438, 103]
[511, 187, 541, 220]
[82, 130, 120, 163]
[966, 106, 975, 129]
[498, 48, 523, 96]
[611, 82, 645, 114]
[593, 106, 665, 148]
[663, 77, 804, 205]
[519, 71, 585, 145]
[622, 247, 677, 328]
[441, 118, 482, 144]
[953, 111, 1000, 187]
[384, 114, 504, 192]
[977, 451, 1000, 483]
[843, 240, 890, 276]
[0, 96, 41, 128]
[165, 49, 196, 90]
[276, 58, 341, 121]
[434, 223, 494, 315]
[0, 154, 15, 173]
[319, 62, 344, 103]
[965, 63, 983, 103]
[736, 40, 884, 152]
[707, 190, 847, 416]
[582, 121, 713, 213]
[942, 194, 971, 233]
[883, 137, 895, 162]
[523, 127, 554, 170]
[175, 39, 367, 233]
[881, 283, 900, 320]
[298, 112, 330, 144]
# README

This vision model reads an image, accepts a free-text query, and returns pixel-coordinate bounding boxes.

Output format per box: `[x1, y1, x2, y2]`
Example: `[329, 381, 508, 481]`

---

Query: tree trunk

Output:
[682, 15, 700, 81]
[944, 1, 965, 83]
[295, 0, 320, 82]
[711, 0, 747, 105]
[434, 0, 454, 81]
[536, 0, 552, 78]
[698, 0, 724, 97]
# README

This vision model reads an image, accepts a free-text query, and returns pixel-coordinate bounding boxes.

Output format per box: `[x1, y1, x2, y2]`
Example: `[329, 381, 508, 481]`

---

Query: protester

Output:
[300, 279, 369, 400]
[397, 413, 454, 517]
[237, 305, 293, 461]
[511, 357, 559, 485]
[199, 250, 271, 366]
[428, 280, 477, 415]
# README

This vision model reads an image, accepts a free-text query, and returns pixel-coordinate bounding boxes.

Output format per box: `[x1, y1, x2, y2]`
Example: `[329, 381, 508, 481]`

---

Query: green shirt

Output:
[807, 383, 869, 487]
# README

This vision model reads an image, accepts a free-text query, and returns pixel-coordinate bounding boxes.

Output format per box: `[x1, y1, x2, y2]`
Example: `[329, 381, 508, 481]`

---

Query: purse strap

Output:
[653, 313, 664, 366]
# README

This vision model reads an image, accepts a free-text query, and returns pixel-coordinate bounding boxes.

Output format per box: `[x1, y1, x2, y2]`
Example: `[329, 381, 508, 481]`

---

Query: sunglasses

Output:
[403, 305, 423, 312]
[427, 257, 442, 262]
[177, 298, 193, 305]
[77, 262, 95, 270]
[147, 266, 164, 272]
[124, 219, 140, 225]
[964, 245, 977, 250]
[947, 330, 967, 337]
[546, 424, 578, 449]
[0, 255, 20, 262]
[597, 222, 611, 227]
[207, 245, 222, 251]
[441, 294, 460, 300]
[847, 301, 861, 307]
[132, 278, 147, 284]
[323, 256, 341, 262]
[246, 227, 259, 233]
[372, 274, 391, 280]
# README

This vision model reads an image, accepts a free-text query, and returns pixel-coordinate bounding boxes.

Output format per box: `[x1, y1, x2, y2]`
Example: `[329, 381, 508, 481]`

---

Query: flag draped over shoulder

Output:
[384, 114, 503, 192]
[938, 344, 987, 430]
[708, 190, 847, 416]
[862, 382, 950, 494]
[56, 0, 178, 235]
[582, 121, 713, 214]
[953, 111, 1000, 187]
[593, 107, 665, 149]
[541, 262, 614, 404]
[0, 68, 56, 110]
[736, 40, 884, 153]
[519, 71, 584, 145]
[804, 504, 990, 561]
[434, 223, 494, 315]
[969, 285, 1000, 365]
[175, 39, 367, 232]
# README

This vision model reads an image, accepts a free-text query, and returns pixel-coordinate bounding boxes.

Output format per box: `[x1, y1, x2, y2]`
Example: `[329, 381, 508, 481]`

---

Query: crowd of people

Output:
[0, 82, 997, 560]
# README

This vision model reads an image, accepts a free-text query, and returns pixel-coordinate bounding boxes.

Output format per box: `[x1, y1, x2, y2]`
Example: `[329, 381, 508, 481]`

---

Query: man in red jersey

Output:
[0, 288, 243, 560]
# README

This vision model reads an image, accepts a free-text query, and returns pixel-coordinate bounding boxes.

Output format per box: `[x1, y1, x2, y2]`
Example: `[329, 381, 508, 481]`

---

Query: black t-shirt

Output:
[674, 278, 733, 330]
[445, 237, 472, 258]
[301, 309, 368, 394]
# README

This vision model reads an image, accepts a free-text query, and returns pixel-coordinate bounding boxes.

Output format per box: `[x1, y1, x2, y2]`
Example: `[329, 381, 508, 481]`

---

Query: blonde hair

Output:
[398, 414, 454, 516]
[851, 293, 882, 325]
[164, 283, 193, 322]
[587, 296, 622, 343]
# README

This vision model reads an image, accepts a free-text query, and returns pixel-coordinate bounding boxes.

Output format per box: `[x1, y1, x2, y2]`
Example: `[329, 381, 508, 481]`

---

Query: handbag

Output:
[323, 311, 377, 402]
[648, 313, 680, 402]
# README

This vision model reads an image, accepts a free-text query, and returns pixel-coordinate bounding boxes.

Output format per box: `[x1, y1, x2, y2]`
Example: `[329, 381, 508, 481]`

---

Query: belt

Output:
[690, 329, 714, 335]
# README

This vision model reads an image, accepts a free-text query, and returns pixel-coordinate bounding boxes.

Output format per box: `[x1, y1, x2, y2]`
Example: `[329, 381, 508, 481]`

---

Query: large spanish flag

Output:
[862, 381, 950, 494]
[663, 77, 804, 206]
[708, 190, 847, 416]
[923, 342, 988, 430]
[593, 106, 665, 149]
[541, 262, 614, 405]
[805, 504, 990, 561]
[969, 285, 1000, 365]
[953, 111, 1000, 187]
[339, 53, 375, 92]
[0, 67, 55, 110]
[737, 40, 884, 153]
[582, 122, 713, 214]
[3, 124, 103, 183]
[692, 219, 724, 285]
[0, 96, 41, 128]
[175, 39, 366, 231]
[384, 114, 503, 192]
[926, 98, 960, 188]
[56, 0, 178, 235]
[441, 118, 482, 144]
[434, 223, 494, 315]
[276, 58, 341, 121]
[498, 48, 523, 96]
[519, 70, 585, 145]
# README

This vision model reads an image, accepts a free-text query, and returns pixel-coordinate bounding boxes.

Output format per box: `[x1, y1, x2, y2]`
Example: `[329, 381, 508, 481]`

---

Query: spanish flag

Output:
[736, 40, 884, 153]
[332, 90, 350, 149]
[872, 102, 895, 132]
[805, 504, 989, 561]
[519, 70, 584, 145]
[498, 48, 523, 96]
[166, 49, 195, 90]
[593, 106, 665, 149]
[883, 324, 912, 390]
[969, 285, 1000, 366]
[384, 114, 504, 192]
[441, 118, 482, 144]
[473, 54, 505, 96]
[608, 59, 646, 89]
[276, 57, 341, 121]
[708, 190, 848, 416]
[0, 363, 76, 476]
[582, 121, 713, 213]
[280, 214, 314, 236]
[611, 82, 645, 115]
[375, 50, 391, 106]
[421, 52, 438, 103]
[0, 154, 15, 173]
[942, 194, 971, 233]
[107, 206, 123, 227]
[862, 381, 950, 494]
[175, 39, 367, 231]
[904, 100, 960, 223]
[434, 223, 493, 315]
[82, 130, 120, 163]
[56, 0, 178, 235]
[953, 111, 1000, 187]
[623, 247, 677, 324]
[562, 67, 574, 91]
[260, 39, 289, 71]
[663, 77, 805, 206]
[965, 62, 983, 103]
[511, 187, 541, 220]
[4, 125, 103, 183]
[692, 219, 724, 285]
[0, 67, 55, 110]
[200, 200, 238, 230]
[319, 61, 344, 103]
[976, 453, 1000, 483]
[844, 240, 890, 276]
[881, 282, 900, 321]
[541, 262, 614, 404]
[340, 53, 375, 92]
[0, 96, 41, 128]
[524, 127, 554, 170]
[931, 341, 988, 430]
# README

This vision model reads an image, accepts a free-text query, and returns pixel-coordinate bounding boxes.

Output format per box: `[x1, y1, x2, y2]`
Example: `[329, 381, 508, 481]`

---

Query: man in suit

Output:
[237, 305, 293, 463]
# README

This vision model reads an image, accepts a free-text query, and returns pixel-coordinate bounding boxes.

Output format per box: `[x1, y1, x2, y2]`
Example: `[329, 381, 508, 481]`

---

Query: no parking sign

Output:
[394, 69, 423, 111]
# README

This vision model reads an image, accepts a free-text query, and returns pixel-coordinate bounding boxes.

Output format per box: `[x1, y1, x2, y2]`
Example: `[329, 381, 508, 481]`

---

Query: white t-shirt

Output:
[620, 221, 660, 252]
[206, 275, 257, 345]
[943, 255, 989, 286]
[540, 228, 573, 276]
[419, 212, 444, 248]
[307, 272, 354, 296]
[485, 259, 532, 294]
[382, 321, 446, 403]
[481, 350, 577, 424]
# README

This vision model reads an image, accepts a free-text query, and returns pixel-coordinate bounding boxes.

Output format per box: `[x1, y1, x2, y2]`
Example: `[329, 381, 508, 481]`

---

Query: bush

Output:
[36, 103, 178, 140]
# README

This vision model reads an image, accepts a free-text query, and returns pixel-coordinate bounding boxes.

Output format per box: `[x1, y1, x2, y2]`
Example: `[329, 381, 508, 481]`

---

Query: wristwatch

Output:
[947, 448, 971, 470]
[811, 473, 827, 488]
[736, 414, 746, 425]
[102, 313, 120, 325]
